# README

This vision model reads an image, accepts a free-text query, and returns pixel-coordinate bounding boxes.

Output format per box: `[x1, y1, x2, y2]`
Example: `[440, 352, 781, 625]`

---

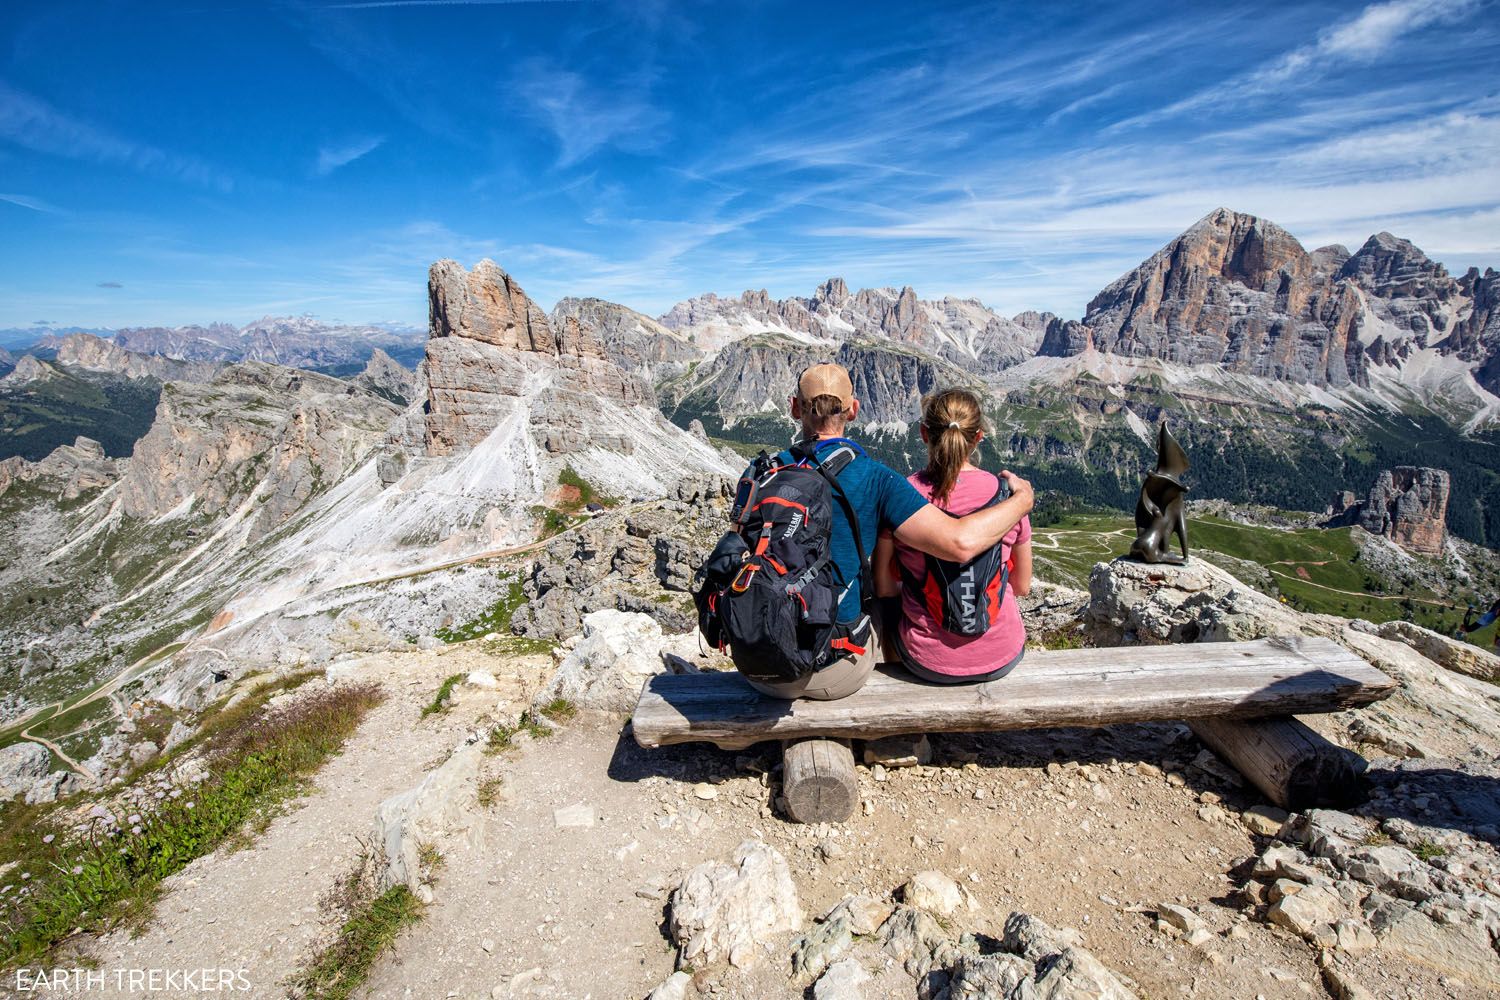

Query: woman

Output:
[874, 388, 1032, 683]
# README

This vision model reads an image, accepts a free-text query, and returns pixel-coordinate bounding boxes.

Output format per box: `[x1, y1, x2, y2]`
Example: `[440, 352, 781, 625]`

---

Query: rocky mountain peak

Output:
[52, 332, 219, 383]
[1327, 466, 1450, 555]
[428, 259, 558, 355]
[549, 297, 693, 376]
[814, 277, 849, 307]
[352, 348, 417, 406]
[1340, 232, 1449, 298]
[1, 354, 50, 386]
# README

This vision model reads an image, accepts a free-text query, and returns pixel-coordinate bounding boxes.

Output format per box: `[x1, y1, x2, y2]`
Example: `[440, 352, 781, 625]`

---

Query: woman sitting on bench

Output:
[873, 388, 1032, 683]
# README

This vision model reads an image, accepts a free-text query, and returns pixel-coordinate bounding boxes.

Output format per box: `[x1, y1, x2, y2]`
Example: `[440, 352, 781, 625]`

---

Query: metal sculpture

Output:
[1129, 422, 1190, 564]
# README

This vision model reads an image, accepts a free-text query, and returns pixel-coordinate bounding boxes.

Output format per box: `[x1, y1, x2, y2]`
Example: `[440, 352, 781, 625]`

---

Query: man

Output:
[738, 362, 1033, 701]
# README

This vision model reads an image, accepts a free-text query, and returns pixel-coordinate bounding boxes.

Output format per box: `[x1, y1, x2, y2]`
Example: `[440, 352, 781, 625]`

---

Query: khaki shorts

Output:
[740, 613, 894, 701]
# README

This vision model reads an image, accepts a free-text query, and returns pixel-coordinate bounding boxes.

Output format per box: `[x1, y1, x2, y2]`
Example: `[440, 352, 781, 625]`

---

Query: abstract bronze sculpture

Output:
[1129, 422, 1190, 564]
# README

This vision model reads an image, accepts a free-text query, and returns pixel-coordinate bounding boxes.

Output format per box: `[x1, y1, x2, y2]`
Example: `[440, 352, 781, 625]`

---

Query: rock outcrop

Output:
[370, 741, 483, 897]
[0, 741, 50, 801]
[52, 333, 218, 383]
[0, 436, 121, 501]
[420, 259, 657, 457]
[669, 840, 803, 970]
[514, 478, 733, 639]
[1326, 467, 1449, 554]
[351, 348, 416, 406]
[117, 363, 399, 531]
[534, 609, 682, 714]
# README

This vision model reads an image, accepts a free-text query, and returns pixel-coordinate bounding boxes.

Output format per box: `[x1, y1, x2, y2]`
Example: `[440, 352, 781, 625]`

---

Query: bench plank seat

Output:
[632, 635, 1396, 751]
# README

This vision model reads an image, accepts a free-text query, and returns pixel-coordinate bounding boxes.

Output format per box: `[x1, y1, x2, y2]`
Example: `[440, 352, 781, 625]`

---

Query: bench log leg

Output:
[782, 738, 857, 823]
[1189, 716, 1365, 811]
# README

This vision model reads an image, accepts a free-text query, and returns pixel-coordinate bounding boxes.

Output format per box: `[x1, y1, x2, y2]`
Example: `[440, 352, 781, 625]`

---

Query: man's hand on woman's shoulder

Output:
[999, 470, 1034, 509]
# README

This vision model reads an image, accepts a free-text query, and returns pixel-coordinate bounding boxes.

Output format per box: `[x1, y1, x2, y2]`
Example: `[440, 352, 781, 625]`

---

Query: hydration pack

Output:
[694, 438, 871, 685]
[902, 482, 1011, 637]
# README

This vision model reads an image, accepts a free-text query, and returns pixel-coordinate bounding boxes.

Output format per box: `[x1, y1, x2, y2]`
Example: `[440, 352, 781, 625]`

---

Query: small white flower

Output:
[128, 813, 141, 824]
[131, 826, 142, 835]
[71, 865, 83, 875]
[42, 834, 54, 844]
[186, 802, 195, 809]
[169, 789, 181, 798]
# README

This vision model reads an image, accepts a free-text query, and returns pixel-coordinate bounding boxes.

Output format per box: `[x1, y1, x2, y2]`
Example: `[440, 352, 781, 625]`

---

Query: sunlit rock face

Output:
[421, 258, 650, 457]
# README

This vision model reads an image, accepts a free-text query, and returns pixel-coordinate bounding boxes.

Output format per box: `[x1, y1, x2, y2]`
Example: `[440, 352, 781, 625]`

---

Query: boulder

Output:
[669, 841, 802, 971]
[944, 952, 1034, 998]
[791, 894, 891, 982]
[1086, 557, 1303, 645]
[878, 905, 956, 980]
[1375, 620, 1500, 682]
[1367, 897, 1500, 989]
[370, 743, 482, 893]
[997, 912, 1138, 1000]
[902, 870, 963, 916]
[812, 958, 870, 1000]
[646, 971, 693, 1000]
[535, 609, 678, 714]
[1267, 883, 1345, 944]
[0, 742, 51, 801]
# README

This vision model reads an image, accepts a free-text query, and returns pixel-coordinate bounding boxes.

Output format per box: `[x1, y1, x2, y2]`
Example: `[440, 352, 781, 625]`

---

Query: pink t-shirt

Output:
[891, 469, 1030, 676]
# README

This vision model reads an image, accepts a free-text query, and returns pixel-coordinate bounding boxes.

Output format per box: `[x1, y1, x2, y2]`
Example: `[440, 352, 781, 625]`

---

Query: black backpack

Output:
[694, 438, 871, 684]
[899, 481, 1011, 637]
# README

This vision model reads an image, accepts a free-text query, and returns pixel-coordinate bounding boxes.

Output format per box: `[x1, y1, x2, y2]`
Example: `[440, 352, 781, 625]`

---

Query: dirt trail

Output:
[75, 655, 469, 998]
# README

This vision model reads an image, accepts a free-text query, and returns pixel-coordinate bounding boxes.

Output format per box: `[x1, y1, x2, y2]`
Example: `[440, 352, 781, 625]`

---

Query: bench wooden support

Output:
[782, 738, 858, 823]
[1189, 716, 1364, 811]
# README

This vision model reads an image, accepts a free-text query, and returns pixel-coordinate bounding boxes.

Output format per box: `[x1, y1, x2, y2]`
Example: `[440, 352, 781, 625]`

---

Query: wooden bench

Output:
[631, 635, 1398, 823]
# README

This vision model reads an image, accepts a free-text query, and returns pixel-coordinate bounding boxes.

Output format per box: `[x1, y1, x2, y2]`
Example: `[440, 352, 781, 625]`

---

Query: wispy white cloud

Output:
[1114, 0, 1482, 129]
[0, 80, 234, 192]
[510, 56, 665, 167]
[0, 192, 63, 214]
[314, 135, 385, 176]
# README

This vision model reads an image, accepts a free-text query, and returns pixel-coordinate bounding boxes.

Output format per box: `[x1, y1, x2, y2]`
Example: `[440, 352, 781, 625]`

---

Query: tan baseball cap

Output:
[798, 362, 854, 408]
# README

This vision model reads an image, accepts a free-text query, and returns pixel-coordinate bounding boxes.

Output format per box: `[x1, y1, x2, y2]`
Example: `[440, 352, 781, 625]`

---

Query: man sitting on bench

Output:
[728, 362, 1034, 701]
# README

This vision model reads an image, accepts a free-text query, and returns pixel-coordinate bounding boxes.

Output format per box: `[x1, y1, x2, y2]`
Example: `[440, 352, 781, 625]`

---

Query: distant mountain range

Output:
[5, 214, 1499, 779]
[2, 316, 426, 373]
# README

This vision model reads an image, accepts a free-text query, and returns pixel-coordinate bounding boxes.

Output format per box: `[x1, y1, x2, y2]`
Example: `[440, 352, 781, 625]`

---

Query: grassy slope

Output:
[0, 369, 162, 460]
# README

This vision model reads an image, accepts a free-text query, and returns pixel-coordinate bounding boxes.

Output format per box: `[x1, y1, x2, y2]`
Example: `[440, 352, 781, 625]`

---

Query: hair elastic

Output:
[947, 421, 961, 429]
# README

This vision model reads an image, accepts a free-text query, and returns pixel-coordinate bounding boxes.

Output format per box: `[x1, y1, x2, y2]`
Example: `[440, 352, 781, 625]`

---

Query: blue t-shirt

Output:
[777, 438, 929, 622]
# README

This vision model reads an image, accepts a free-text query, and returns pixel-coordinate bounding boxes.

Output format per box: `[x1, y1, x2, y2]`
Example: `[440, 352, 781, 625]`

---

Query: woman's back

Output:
[892, 468, 1030, 677]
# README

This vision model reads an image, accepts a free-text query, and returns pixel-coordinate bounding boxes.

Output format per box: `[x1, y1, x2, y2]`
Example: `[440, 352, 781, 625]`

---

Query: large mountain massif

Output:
[656, 209, 1500, 543]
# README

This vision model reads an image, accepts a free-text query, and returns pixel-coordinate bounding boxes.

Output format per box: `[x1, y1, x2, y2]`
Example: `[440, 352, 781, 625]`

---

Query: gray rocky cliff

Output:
[351, 348, 416, 406]
[116, 362, 398, 535]
[1059, 208, 1367, 386]
[549, 297, 697, 377]
[53, 332, 219, 383]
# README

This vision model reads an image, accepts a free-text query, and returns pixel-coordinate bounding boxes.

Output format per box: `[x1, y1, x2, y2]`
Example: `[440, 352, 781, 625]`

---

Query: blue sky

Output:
[1, 0, 1497, 329]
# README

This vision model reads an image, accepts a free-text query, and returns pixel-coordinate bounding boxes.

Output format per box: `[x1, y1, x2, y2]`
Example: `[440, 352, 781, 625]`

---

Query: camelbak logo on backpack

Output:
[692, 439, 871, 685]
